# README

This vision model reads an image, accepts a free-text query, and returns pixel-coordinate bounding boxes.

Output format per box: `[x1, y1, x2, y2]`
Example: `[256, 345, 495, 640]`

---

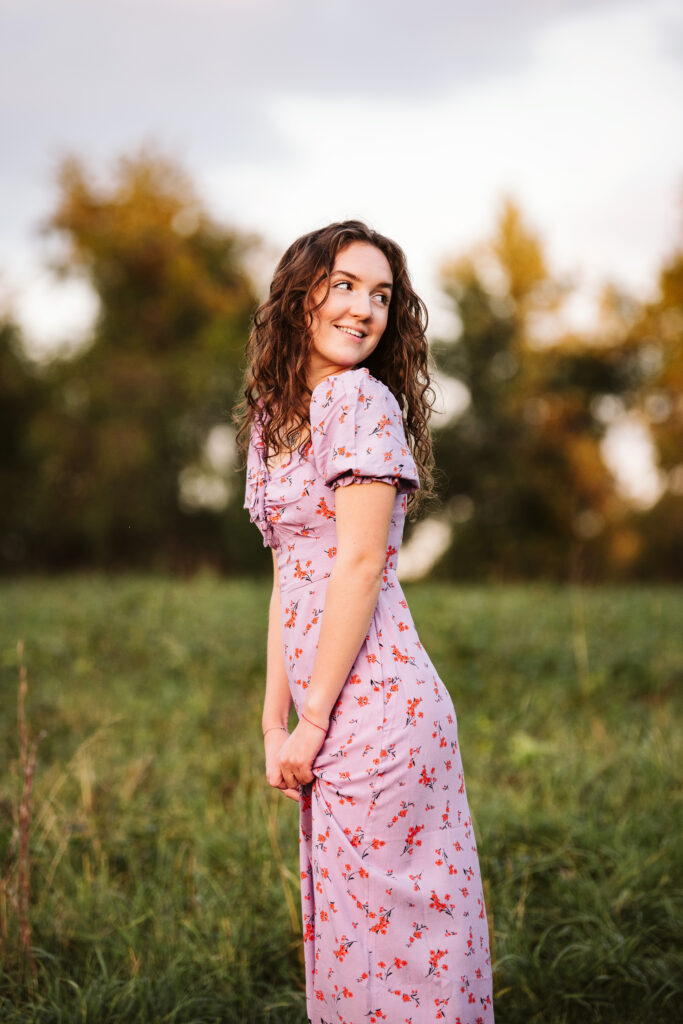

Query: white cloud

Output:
[198, 1, 683, 351]
[2, 0, 680, 351]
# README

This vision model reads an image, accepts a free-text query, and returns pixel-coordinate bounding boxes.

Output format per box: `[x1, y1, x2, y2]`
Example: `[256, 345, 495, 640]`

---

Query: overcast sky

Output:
[1, 0, 682, 354]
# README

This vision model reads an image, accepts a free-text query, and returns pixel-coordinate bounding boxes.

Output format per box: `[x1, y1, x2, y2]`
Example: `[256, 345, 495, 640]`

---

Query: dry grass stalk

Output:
[13, 639, 46, 985]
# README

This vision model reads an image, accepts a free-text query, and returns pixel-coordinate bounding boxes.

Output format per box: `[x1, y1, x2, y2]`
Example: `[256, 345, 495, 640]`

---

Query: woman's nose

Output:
[349, 289, 372, 318]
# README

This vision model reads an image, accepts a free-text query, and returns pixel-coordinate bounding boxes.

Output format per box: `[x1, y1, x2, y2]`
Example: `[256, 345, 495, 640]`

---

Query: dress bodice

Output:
[244, 367, 419, 594]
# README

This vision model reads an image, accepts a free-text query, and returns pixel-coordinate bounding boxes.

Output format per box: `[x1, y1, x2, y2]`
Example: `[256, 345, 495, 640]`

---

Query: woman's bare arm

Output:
[277, 481, 396, 790]
[302, 481, 396, 724]
[262, 550, 293, 732]
[262, 550, 300, 801]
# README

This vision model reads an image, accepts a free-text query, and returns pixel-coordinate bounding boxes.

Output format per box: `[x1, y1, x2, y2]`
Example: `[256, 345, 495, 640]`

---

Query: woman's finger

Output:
[281, 767, 299, 790]
[281, 758, 315, 788]
[266, 767, 285, 789]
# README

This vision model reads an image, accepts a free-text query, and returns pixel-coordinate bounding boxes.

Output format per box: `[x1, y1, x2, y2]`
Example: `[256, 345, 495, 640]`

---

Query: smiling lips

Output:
[335, 325, 366, 339]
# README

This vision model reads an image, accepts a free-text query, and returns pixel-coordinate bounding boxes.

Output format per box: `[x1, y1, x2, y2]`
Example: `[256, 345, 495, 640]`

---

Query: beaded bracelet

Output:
[263, 725, 288, 737]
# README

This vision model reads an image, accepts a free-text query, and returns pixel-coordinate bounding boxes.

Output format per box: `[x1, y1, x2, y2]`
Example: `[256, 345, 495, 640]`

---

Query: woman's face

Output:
[306, 241, 393, 388]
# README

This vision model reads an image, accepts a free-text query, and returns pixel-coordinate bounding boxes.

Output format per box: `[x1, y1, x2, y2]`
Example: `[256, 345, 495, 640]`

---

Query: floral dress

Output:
[244, 367, 494, 1024]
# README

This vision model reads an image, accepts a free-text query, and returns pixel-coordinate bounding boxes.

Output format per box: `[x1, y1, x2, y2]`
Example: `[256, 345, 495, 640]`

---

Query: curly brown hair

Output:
[234, 220, 435, 512]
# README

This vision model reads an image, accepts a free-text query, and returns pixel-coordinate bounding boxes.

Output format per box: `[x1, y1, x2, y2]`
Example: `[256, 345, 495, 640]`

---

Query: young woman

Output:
[237, 221, 494, 1024]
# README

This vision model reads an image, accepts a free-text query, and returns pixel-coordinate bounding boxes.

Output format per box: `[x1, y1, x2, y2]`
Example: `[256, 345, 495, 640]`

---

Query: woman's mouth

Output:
[335, 325, 366, 339]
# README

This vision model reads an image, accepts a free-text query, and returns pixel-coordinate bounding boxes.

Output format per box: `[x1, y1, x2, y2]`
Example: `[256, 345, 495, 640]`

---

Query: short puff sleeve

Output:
[243, 417, 276, 548]
[310, 368, 419, 494]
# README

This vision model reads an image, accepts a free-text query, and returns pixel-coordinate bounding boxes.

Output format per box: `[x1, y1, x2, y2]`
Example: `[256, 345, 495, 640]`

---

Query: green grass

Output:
[0, 575, 681, 1023]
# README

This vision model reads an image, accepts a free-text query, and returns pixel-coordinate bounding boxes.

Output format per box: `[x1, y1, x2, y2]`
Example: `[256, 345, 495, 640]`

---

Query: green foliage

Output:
[1, 149, 269, 575]
[0, 317, 50, 566]
[431, 199, 683, 581]
[1, 155, 681, 579]
[433, 202, 624, 580]
[1, 577, 681, 1022]
[618, 247, 683, 579]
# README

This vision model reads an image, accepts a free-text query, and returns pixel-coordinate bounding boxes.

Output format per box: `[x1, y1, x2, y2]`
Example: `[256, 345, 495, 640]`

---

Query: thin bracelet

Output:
[263, 725, 288, 737]
[301, 711, 328, 734]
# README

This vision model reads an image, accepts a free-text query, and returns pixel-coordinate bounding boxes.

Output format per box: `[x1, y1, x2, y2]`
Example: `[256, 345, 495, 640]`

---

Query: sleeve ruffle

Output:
[309, 368, 420, 495]
[243, 417, 276, 548]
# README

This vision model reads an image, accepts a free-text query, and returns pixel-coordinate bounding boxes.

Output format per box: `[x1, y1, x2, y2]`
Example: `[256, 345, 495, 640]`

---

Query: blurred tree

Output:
[0, 313, 49, 569]
[622, 244, 683, 579]
[5, 166, 679, 580]
[431, 199, 638, 581]
[3, 147, 267, 573]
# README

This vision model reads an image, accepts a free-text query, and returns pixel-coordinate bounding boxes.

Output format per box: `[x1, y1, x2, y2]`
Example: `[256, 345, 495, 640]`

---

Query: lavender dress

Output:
[245, 367, 494, 1024]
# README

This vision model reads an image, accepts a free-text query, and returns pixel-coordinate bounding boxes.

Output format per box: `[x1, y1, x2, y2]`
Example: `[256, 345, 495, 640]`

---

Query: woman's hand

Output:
[264, 729, 301, 802]
[277, 717, 327, 792]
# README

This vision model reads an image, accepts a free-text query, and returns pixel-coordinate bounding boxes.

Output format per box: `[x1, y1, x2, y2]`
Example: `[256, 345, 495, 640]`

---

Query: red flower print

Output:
[405, 696, 423, 726]
[362, 836, 386, 860]
[429, 890, 455, 917]
[369, 908, 392, 934]
[427, 948, 448, 977]
[243, 369, 493, 1022]
[434, 995, 451, 1019]
[372, 413, 391, 437]
[402, 824, 424, 857]
[392, 644, 416, 665]
[316, 496, 335, 519]
[408, 922, 429, 946]
[333, 935, 356, 961]
[293, 558, 313, 581]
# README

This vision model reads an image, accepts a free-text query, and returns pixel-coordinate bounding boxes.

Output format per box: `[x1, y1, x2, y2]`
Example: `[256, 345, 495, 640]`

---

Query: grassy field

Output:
[0, 575, 681, 1023]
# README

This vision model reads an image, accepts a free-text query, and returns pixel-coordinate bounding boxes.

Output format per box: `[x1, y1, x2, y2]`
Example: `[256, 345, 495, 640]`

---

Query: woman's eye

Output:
[332, 281, 388, 304]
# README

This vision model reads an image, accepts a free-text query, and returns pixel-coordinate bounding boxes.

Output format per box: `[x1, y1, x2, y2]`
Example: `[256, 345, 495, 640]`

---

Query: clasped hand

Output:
[264, 717, 327, 802]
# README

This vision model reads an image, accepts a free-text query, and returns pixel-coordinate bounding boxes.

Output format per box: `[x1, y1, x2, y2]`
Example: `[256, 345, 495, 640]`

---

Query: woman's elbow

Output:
[335, 550, 386, 585]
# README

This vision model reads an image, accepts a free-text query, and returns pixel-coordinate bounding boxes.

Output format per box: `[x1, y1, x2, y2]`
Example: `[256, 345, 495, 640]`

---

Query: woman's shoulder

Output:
[308, 366, 418, 490]
[310, 366, 398, 415]
[309, 365, 408, 448]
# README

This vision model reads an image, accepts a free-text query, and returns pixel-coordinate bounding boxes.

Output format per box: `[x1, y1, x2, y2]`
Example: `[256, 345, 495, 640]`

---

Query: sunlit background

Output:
[2, 9, 682, 1018]
[1, 0, 682, 579]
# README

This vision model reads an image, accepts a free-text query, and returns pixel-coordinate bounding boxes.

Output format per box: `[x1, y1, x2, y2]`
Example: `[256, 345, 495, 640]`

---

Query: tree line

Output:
[1, 149, 681, 580]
